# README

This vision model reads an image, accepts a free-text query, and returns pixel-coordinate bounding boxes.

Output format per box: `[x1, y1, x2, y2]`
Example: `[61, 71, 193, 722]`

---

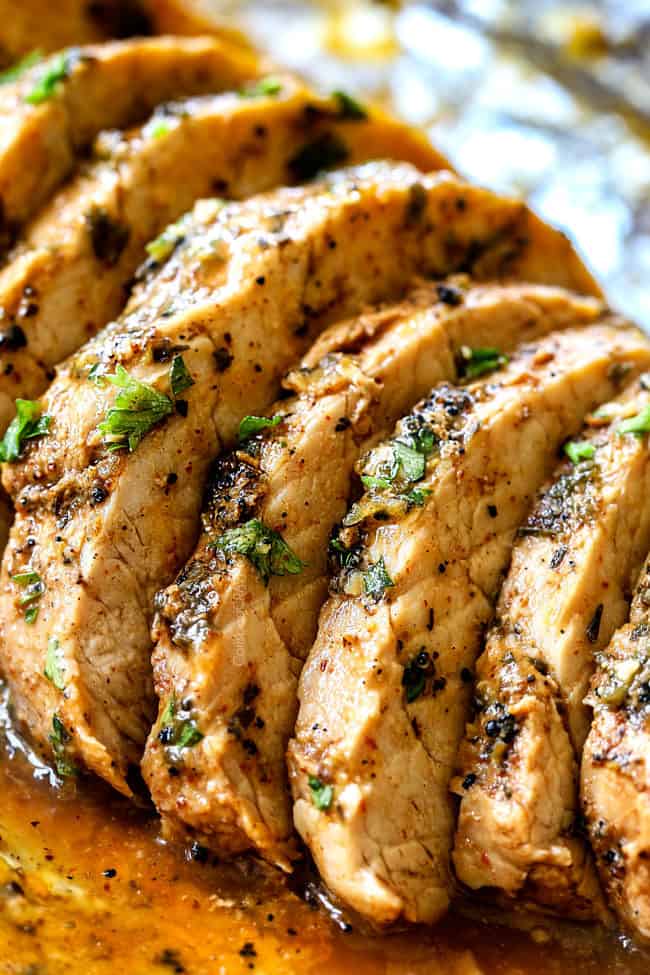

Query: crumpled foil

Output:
[213, 0, 650, 328]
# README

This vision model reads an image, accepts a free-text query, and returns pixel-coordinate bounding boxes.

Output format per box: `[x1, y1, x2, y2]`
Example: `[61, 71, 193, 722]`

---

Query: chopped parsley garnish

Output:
[169, 355, 194, 398]
[402, 652, 434, 703]
[158, 697, 203, 750]
[288, 132, 349, 182]
[211, 519, 305, 585]
[25, 50, 77, 104]
[403, 487, 431, 507]
[13, 570, 44, 623]
[0, 50, 42, 85]
[238, 414, 281, 442]
[332, 90, 368, 120]
[308, 775, 333, 810]
[458, 346, 508, 380]
[360, 474, 393, 491]
[391, 440, 426, 482]
[97, 365, 173, 452]
[145, 220, 186, 264]
[148, 120, 170, 139]
[49, 714, 77, 778]
[564, 440, 596, 464]
[363, 557, 394, 602]
[329, 537, 360, 570]
[44, 637, 65, 690]
[618, 405, 650, 437]
[0, 399, 51, 462]
[240, 75, 283, 97]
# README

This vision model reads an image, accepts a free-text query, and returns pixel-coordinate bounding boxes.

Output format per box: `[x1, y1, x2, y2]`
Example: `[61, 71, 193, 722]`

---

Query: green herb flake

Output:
[25, 50, 77, 105]
[392, 440, 426, 483]
[13, 569, 45, 623]
[211, 518, 305, 584]
[363, 557, 394, 602]
[44, 637, 65, 690]
[145, 221, 186, 264]
[98, 364, 173, 452]
[149, 120, 170, 139]
[157, 697, 203, 751]
[0, 399, 51, 462]
[564, 440, 596, 464]
[169, 355, 194, 398]
[49, 714, 78, 778]
[458, 346, 508, 380]
[240, 75, 283, 97]
[308, 775, 333, 811]
[402, 655, 431, 703]
[288, 132, 349, 182]
[403, 487, 431, 507]
[618, 405, 650, 437]
[238, 414, 281, 442]
[0, 50, 42, 85]
[360, 474, 393, 491]
[332, 90, 368, 120]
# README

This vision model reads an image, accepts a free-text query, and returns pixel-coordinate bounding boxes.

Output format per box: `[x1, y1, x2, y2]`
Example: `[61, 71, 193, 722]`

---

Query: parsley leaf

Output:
[98, 365, 173, 452]
[240, 75, 283, 97]
[148, 120, 170, 139]
[360, 474, 393, 491]
[458, 346, 508, 380]
[25, 50, 78, 104]
[0, 399, 51, 462]
[145, 220, 186, 264]
[211, 519, 305, 584]
[170, 355, 194, 398]
[238, 414, 281, 442]
[363, 557, 394, 602]
[618, 405, 650, 437]
[308, 775, 333, 811]
[332, 90, 368, 120]
[44, 637, 65, 690]
[564, 440, 596, 464]
[157, 696, 203, 751]
[391, 441, 426, 482]
[402, 651, 435, 703]
[49, 714, 77, 778]
[13, 570, 45, 623]
[0, 50, 42, 85]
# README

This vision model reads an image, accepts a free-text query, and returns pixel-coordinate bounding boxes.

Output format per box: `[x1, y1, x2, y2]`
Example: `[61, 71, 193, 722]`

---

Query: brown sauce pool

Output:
[0, 683, 647, 975]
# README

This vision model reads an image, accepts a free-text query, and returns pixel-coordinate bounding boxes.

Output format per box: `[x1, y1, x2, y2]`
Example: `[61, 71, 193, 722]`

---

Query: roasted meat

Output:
[288, 320, 650, 926]
[0, 162, 588, 795]
[453, 378, 650, 920]
[143, 284, 604, 869]
[0, 35, 261, 242]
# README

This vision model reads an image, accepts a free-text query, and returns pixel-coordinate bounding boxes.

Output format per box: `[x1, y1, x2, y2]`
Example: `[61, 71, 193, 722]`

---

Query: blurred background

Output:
[212, 0, 650, 328]
[4, 0, 649, 325]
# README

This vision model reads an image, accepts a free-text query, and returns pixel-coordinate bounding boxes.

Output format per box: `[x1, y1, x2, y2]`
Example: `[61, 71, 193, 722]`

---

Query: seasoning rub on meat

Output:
[0, 34, 261, 244]
[453, 377, 650, 920]
[0, 75, 444, 433]
[0, 162, 592, 795]
[289, 320, 650, 926]
[143, 284, 604, 870]
[583, 540, 650, 939]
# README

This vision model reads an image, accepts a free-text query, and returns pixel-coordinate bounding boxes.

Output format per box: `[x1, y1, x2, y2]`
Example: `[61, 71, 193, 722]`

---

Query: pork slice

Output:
[0, 161, 583, 794]
[289, 320, 650, 925]
[143, 284, 604, 869]
[453, 378, 650, 921]
[0, 76, 446, 431]
[0, 34, 262, 238]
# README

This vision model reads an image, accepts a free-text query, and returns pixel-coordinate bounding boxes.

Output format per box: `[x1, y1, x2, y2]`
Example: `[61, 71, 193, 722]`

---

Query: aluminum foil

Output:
[211, 0, 650, 328]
